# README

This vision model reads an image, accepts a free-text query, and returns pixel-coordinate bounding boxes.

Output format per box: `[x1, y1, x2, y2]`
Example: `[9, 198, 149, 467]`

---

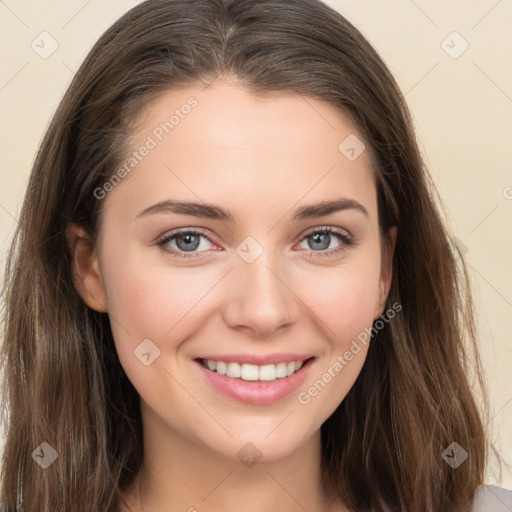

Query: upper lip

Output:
[196, 353, 315, 366]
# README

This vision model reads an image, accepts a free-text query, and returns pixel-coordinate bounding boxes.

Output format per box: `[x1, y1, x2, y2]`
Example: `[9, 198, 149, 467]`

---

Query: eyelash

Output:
[156, 226, 355, 260]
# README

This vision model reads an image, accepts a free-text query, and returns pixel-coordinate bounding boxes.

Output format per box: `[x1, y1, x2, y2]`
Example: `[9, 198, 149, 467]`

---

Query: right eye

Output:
[157, 229, 217, 259]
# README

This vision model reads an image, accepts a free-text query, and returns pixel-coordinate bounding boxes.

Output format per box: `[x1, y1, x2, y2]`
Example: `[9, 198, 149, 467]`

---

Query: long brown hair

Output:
[0, 0, 502, 510]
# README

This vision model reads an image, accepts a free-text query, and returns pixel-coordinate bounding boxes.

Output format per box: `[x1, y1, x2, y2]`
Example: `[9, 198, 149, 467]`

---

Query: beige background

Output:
[0, 0, 511, 488]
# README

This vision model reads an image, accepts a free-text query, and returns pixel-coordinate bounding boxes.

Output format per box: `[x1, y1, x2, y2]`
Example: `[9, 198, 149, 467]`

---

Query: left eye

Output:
[297, 228, 350, 253]
[157, 226, 354, 259]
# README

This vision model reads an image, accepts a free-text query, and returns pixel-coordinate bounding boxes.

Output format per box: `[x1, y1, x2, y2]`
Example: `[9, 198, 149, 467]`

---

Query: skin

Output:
[67, 76, 396, 512]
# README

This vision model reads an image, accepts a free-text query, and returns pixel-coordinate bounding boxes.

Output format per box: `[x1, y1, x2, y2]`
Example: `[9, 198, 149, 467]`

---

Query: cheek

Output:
[101, 250, 221, 363]
[101, 257, 217, 410]
[299, 259, 380, 344]
[294, 256, 381, 410]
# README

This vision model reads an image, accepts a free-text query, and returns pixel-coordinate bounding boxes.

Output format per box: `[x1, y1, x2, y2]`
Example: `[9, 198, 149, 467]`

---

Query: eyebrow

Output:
[135, 197, 369, 222]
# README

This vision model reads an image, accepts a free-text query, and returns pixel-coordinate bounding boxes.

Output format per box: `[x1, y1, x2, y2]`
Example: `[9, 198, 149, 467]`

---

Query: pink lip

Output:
[194, 357, 315, 405]
[195, 353, 313, 365]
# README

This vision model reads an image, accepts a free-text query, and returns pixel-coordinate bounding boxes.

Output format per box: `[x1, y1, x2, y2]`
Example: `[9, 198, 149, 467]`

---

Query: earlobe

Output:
[374, 226, 397, 319]
[66, 222, 108, 313]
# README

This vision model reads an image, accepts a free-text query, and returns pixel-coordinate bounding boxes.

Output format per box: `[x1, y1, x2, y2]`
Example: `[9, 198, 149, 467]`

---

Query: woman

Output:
[0, 0, 509, 510]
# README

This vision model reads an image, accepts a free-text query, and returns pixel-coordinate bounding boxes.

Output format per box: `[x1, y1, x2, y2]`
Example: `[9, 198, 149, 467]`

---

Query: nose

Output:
[222, 251, 298, 338]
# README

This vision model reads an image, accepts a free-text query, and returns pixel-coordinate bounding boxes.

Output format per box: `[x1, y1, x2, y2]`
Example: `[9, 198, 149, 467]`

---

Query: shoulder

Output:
[471, 484, 512, 511]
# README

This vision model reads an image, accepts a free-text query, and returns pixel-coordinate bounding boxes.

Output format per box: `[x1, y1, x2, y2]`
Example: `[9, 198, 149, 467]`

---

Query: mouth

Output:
[194, 356, 316, 404]
[195, 356, 315, 382]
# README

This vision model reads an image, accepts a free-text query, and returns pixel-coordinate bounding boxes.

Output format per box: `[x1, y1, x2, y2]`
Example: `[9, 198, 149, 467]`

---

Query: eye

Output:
[157, 228, 217, 259]
[296, 226, 355, 258]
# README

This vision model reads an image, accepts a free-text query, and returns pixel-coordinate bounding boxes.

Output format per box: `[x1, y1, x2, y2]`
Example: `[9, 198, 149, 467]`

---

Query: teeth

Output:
[259, 364, 276, 381]
[241, 363, 259, 381]
[226, 362, 241, 378]
[201, 358, 308, 381]
[275, 362, 287, 378]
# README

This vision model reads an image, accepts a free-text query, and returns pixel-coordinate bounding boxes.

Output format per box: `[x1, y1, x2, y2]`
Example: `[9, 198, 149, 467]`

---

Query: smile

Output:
[194, 356, 316, 404]
[198, 358, 311, 382]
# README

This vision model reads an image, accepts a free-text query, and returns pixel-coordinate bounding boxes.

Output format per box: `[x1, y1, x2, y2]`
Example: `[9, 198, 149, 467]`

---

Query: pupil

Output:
[310, 232, 329, 250]
[177, 234, 199, 252]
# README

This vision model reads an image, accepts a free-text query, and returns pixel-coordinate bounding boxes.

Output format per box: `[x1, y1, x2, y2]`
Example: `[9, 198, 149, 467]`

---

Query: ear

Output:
[373, 226, 397, 319]
[66, 222, 108, 313]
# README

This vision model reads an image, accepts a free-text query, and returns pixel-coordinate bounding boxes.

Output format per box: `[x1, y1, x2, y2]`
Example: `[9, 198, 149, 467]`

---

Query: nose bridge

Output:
[223, 238, 296, 335]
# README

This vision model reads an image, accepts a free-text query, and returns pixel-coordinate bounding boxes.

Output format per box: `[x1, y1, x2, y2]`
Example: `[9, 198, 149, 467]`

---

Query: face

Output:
[68, 78, 395, 464]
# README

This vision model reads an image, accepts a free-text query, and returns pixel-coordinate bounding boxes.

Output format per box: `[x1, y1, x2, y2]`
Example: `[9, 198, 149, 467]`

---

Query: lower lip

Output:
[194, 358, 315, 405]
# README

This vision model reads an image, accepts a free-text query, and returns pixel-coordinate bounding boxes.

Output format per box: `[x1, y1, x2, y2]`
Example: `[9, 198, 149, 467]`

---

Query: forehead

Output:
[131, 80, 369, 158]
[107, 79, 377, 222]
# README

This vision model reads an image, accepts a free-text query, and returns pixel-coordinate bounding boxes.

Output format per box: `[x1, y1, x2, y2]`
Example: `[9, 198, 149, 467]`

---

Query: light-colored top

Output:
[471, 485, 512, 511]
